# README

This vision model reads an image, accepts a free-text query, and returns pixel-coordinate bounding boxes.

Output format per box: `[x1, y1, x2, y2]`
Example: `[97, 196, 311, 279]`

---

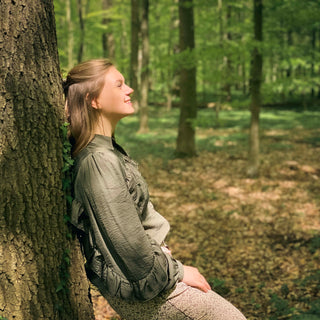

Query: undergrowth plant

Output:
[54, 122, 74, 313]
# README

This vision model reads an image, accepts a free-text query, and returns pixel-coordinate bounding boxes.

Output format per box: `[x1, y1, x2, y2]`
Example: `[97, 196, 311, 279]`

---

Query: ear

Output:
[87, 93, 99, 109]
[91, 98, 99, 109]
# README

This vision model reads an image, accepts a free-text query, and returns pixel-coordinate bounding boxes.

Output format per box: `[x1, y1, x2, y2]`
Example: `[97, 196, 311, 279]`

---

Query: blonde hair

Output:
[64, 59, 114, 157]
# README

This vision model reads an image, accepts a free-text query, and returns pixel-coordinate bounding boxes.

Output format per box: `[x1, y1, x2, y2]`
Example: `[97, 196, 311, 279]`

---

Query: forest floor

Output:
[92, 108, 320, 320]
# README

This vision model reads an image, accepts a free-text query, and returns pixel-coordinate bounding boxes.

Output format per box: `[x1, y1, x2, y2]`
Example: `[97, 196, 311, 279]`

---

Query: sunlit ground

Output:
[93, 107, 320, 319]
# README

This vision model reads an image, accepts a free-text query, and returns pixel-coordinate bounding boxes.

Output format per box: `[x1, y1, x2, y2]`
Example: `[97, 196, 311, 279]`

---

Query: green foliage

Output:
[269, 292, 295, 319]
[54, 0, 320, 108]
[0, 317, 9, 320]
[54, 123, 74, 312]
[208, 278, 231, 297]
[268, 242, 320, 320]
[307, 236, 320, 254]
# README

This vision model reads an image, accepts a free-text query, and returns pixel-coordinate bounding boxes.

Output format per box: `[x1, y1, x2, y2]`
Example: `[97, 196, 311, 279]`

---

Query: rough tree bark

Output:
[130, 0, 140, 112]
[0, 1, 94, 319]
[247, 0, 263, 177]
[176, 0, 197, 157]
[138, 0, 149, 133]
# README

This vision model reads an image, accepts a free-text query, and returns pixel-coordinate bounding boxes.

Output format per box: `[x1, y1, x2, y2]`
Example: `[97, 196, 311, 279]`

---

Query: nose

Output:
[125, 84, 134, 95]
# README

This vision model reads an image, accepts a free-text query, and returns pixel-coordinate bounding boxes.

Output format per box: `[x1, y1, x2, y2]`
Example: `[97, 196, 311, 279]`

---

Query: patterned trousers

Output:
[102, 282, 247, 320]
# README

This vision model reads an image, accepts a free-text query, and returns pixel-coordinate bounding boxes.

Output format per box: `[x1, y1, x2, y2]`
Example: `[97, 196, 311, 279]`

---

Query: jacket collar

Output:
[89, 134, 114, 150]
[87, 134, 128, 156]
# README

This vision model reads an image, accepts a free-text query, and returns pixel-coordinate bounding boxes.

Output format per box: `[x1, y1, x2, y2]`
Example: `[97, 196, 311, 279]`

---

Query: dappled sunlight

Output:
[136, 123, 319, 319]
[295, 202, 320, 231]
[149, 189, 177, 199]
[264, 129, 289, 137]
[92, 109, 319, 319]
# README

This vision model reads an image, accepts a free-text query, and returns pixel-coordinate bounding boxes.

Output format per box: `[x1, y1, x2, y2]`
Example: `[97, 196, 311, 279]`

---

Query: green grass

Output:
[115, 107, 320, 160]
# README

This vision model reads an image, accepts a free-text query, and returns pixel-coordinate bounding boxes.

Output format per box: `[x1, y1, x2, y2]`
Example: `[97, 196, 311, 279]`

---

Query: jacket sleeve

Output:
[73, 151, 184, 301]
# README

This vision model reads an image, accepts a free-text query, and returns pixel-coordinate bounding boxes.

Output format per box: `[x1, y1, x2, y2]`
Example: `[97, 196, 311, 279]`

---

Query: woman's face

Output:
[93, 66, 134, 121]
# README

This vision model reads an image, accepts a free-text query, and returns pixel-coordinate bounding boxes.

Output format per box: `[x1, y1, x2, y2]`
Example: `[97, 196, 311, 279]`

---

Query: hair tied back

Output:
[63, 78, 70, 97]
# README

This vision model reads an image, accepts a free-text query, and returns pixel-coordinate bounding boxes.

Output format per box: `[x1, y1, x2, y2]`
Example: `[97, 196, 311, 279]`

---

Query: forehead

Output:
[104, 66, 124, 83]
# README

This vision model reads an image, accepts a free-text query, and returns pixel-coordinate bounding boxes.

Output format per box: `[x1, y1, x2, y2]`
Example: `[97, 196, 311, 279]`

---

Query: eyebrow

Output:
[115, 77, 125, 86]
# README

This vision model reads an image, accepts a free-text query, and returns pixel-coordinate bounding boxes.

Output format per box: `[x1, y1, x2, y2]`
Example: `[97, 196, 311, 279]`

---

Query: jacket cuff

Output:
[176, 259, 184, 281]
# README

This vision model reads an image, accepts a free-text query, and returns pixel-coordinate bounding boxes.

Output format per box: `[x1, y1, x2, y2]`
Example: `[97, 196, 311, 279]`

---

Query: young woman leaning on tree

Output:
[63, 58, 247, 320]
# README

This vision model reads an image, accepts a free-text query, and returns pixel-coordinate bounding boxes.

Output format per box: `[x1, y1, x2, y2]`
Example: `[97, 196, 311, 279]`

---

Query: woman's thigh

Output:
[103, 283, 247, 320]
[158, 283, 247, 320]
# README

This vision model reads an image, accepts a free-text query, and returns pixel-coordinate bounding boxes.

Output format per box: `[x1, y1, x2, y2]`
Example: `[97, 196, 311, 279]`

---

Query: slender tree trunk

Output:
[166, 0, 179, 111]
[176, 0, 197, 157]
[120, 19, 128, 63]
[217, 1, 232, 100]
[0, 1, 94, 319]
[66, 0, 74, 69]
[241, 10, 247, 95]
[138, 0, 149, 133]
[217, 0, 223, 115]
[242, 59, 247, 95]
[286, 29, 293, 97]
[102, 0, 115, 59]
[286, 30, 292, 78]
[247, 0, 263, 177]
[224, 4, 232, 101]
[76, 0, 85, 63]
[130, 0, 140, 112]
[318, 27, 320, 99]
[311, 28, 316, 98]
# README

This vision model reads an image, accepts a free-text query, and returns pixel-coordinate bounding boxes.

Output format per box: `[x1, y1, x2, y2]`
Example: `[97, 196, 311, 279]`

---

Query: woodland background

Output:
[55, 0, 320, 108]
[53, 0, 320, 319]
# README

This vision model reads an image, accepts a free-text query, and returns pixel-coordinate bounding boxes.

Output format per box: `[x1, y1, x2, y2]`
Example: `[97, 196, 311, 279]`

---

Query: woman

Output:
[64, 59, 246, 320]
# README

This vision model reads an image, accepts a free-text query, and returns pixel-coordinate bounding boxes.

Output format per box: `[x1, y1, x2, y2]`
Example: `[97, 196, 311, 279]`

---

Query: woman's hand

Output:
[182, 265, 211, 293]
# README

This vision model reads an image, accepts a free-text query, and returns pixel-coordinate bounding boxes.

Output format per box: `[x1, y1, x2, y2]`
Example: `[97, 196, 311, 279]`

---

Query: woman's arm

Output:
[74, 151, 183, 300]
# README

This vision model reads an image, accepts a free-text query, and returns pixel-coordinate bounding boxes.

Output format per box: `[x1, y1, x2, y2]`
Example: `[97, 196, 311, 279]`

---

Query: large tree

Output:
[176, 0, 197, 156]
[0, 1, 94, 319]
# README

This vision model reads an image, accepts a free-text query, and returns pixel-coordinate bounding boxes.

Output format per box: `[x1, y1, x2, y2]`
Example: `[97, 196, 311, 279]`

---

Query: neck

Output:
[93, 116, 116, 137]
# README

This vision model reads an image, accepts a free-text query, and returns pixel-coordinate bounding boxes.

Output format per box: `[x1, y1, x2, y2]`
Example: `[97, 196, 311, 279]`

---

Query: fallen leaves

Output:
[92, 126, 320, 320]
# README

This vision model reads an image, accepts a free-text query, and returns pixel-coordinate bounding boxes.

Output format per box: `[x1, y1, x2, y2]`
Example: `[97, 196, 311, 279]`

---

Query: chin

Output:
[120, 109, 135, 119]
[126, 105, 135, 114]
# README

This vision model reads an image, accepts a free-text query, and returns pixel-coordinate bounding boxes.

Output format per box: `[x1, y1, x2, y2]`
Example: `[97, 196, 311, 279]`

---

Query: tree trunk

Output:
[224, 4, 232, 101]
[217, 0, 223, 114]
[311, 28, 316, 98]
[66, 0, 74, 69]
[166, 0, 179, 111]
[130, 0, 140, 112]
[176, 0, 197, 157]
[0, 1, 94, 319]
[247, 0, 263, 178]
[120, 18, 128, 72]
[76, 0, 85, 63]
[318, 27, 320, 99]
[102, 0, 115, 59]
[286, 30, 292, 78]
[138, 0, 149, 133]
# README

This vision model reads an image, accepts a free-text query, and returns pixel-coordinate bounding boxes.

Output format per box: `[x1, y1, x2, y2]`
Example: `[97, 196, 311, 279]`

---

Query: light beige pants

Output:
[102, 282, 247, 320]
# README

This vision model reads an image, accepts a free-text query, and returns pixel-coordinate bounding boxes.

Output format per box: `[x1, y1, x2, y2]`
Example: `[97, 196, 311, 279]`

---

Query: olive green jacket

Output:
[71, 135, 184, 301]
